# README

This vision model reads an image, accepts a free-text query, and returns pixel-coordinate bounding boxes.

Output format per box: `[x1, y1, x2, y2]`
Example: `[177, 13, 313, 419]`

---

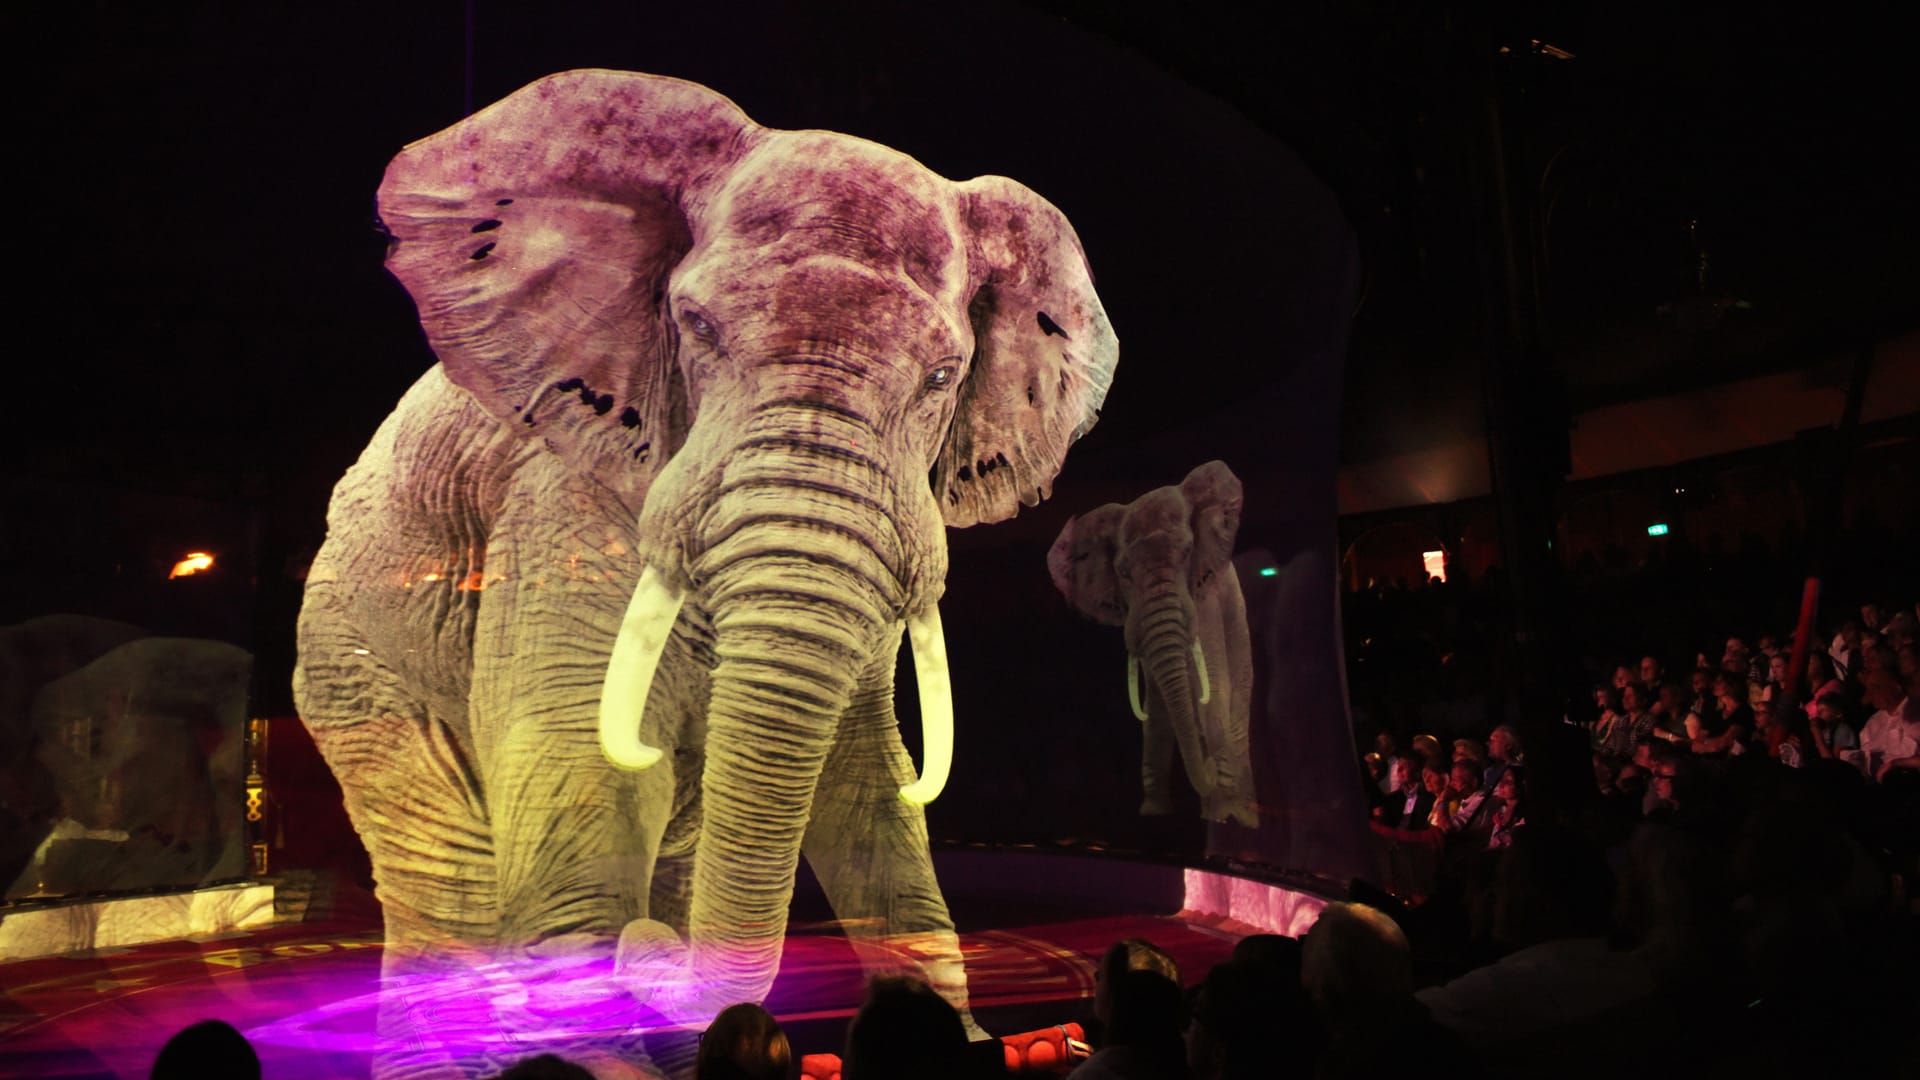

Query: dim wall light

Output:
[169, 552, 215, 579]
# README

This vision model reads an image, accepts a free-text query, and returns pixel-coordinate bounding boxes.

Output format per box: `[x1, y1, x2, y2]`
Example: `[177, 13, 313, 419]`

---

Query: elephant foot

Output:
[1139, 793, 1174, 816]
[960, 1010, 993, 1043]
[1201, 793, 1259, 828]
[614, 918, 729, 1030]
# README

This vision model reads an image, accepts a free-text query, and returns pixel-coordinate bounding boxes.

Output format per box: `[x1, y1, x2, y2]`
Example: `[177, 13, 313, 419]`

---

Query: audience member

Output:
[1807, 691, 1858, 761]
[1186, 957, 1318, 1080]
[1070, 968, 1188, 1079]
[1484, 765, 1526, 850]
[1482, 725, 1521, 789]
[495, 1055, 597, 1080]
[1091, 938, 1179, 1037]
[1855, 667, 1920, 783]
[697, 1003, 792, 1080]
[1370, 755, 1433, 830]
[1797, 645, 1843, 714]
[151, 1020, 261, 1080]
[1598, 683, 1656, 758]
[842, 975, 972, 1080]
[1302, 902, 1468, 1078]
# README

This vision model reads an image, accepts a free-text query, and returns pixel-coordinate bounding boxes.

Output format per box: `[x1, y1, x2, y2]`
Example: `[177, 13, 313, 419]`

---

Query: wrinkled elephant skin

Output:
[1049, 461, 1256, 826]
[293, 70, 1117, 1057]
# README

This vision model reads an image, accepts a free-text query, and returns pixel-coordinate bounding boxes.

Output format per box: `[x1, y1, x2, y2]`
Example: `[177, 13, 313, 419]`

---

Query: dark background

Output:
[5, 1, 1916, 877]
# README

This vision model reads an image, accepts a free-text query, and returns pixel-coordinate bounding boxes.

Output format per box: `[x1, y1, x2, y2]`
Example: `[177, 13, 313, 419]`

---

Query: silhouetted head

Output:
[698, 1002, 792, 1080]
[495, 1053, 597, 1080]
[843, 975, 969, 1080]
[150, 1020, 260, 1080]
[1096, 937, 1180, 1026]
[1300, 902, 1411, 1024]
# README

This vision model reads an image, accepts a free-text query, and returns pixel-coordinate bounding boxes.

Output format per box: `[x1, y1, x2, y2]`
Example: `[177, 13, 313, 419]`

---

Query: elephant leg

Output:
[296, 598, 496, 954]
[802, 659, 980, 1035]
[1140, 687, 1176, 816]
[648, 777, 703, 934]
[488, 712, 671, 952]
[470, 465, 679, 953]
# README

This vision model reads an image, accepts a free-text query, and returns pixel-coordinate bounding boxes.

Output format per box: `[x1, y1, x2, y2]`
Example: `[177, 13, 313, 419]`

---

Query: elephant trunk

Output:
[1134, 585, 1216, 798]
[683, 452, 927, 1007]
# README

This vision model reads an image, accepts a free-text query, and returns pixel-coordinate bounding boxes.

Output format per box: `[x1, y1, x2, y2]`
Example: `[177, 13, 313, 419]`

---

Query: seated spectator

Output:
[697, 1003, 792, 1080]
[1187, 957, 1320, 1080]
[1769, 708, 1816, 769]
[1092, 937, 1179, 1037]
[1807, 691, 1859, 760]
[1483, 725, 1522, 789]
[1693, 674, 1753, 755]
[1686, 667, 1717, 724]
[1302, 903, 1468, 1077]
[1598, 683, 1657, 758]
[1651, 684, 1693, 742]
[1854, 667, 1920, 784]
[1611, 663, 1635, 693]
[1591, 686, 1624, 748]
[1451, 737, 1487, 772]
[1830, 618, 1864, 680]
[1803, 651, 1843, 721]
[1899, 643, 1919, 683]
[1485, 765, 1526, 850]
[1229, 934, 1302, 981]
[1638, 654, 1665, 694]
[151, 1020, 260, 1080]
[1647, 749, 1694, 815]
[1371, 754, 1433, 831]
[1759, 652, 1791, 709]
[1409, 733, 1443, 767]
[1436, 761, 1496, 849]
[1860, 641, 1898, 681]
[1070, 968, 1188, 1079]
[1860, 602, 1887, 637]
[496, 1055, 597, 1080]
[843, 975, 972, 1080]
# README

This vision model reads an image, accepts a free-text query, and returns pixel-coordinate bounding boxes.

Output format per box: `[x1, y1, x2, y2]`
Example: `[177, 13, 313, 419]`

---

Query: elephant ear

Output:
[1047, 504, 1127, 626]
[1182, 460, 1244, 577]
[936, 176, 1119, 528]
[376, 70, 752, 455]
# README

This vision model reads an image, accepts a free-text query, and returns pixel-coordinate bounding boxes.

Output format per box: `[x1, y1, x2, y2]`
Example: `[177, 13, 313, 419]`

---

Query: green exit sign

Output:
[1647, 523, 1670, 536]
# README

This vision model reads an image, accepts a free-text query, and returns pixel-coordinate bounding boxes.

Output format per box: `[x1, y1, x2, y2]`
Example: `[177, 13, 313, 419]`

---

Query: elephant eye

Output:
[924, 365, 957, 391]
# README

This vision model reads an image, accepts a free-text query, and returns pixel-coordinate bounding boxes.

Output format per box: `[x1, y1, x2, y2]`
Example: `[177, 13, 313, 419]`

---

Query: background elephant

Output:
[0, 615, 149, 896]
[1048, 461, 1255, 827]
[293, 68, 1116, 1049]
[13, 637, 252, 898]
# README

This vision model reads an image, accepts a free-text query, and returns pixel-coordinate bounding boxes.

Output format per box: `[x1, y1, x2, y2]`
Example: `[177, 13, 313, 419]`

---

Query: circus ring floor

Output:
[0, 850, 1333, 1079]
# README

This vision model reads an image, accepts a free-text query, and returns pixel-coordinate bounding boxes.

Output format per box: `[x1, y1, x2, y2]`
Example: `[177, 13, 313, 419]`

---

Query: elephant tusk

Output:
[1193, 639, 1211, 706]
[899, 605, 954, 805]
[599, 565, 686, 770]
[1127, 654, 1148, 722]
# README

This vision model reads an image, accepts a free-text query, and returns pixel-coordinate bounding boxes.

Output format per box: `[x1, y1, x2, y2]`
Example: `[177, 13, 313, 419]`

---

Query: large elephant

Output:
[1048, 461, 1255, 826]
[293, 69, 1116, 1047]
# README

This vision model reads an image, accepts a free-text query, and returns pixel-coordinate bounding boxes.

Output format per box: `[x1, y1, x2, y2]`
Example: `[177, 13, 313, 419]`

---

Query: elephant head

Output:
[375, 71, 1117, 1012]
[1049, 461, 1255, 825]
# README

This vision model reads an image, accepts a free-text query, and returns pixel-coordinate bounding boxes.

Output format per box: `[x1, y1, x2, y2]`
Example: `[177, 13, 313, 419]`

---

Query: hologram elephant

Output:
[1048, 461, 1255, 826]
[294, 69, 1117, 1036]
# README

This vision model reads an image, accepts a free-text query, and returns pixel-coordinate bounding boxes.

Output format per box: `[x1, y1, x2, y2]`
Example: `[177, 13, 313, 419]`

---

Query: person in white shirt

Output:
[1852, 668, 1920, 783]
